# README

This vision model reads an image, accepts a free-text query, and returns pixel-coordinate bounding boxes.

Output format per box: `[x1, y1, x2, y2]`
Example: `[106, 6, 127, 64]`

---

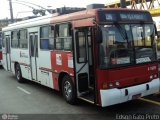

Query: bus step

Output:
[79, 92, 94, 104]
[89, 86, 94, 90]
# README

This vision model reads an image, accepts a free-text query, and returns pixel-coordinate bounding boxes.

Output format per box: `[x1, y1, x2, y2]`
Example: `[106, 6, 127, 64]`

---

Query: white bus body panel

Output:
[2, 15, 54, 89]
[38, 50, 54, 88]
[100, 78, 160, 107]
[11, 48, 30, 79]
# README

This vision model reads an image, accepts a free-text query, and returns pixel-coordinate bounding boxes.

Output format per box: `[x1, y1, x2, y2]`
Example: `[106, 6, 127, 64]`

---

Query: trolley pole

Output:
[9, 0, 14, 23]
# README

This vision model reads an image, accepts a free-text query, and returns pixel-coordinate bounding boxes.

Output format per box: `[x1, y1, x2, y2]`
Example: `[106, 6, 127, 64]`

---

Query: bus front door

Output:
[3, 35, 11, 71]
[74, 29, 90, 97]
[29, 33, 38, 81]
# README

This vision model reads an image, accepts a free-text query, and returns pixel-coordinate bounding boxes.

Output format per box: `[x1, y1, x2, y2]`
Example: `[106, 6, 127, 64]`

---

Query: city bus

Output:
[2, 6, 160, 107]
[0, 31, 2, 65]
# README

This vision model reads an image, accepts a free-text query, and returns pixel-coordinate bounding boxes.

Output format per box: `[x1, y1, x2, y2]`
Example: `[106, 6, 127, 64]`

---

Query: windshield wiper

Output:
[114, 22, 129, 44]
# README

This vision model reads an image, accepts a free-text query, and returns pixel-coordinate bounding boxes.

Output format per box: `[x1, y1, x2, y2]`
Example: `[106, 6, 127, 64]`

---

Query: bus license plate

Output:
[132, 94, 141, 99]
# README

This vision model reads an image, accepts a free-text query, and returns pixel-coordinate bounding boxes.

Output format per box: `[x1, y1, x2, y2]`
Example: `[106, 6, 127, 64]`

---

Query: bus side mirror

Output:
[96, 28, 102, 43]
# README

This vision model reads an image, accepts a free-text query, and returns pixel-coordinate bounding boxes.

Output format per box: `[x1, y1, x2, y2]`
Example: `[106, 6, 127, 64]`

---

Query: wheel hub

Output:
[64, 81, 72, 99]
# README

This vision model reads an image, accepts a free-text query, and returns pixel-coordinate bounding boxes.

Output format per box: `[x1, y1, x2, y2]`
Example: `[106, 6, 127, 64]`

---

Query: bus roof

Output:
[2, 14, 53, 31]
[2, 8, 151, 31]
[50, 8, 150, 23]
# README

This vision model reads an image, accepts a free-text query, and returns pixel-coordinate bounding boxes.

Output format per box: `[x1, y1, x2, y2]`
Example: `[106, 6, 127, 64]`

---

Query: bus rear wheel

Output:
[62, 75, 76, 104]
[15, 64, 24, 83]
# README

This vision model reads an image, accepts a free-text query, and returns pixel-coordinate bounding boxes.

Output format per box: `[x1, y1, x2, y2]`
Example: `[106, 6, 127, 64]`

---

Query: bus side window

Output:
[11, 31, 19, 48]
[64, 24, 72, 51]
[19, 29, 28, 49]
[49, 26, 54, 50]
[76, 31, 86, 63]
[40, 26, 54, 50]
[55, 23, 72, 51]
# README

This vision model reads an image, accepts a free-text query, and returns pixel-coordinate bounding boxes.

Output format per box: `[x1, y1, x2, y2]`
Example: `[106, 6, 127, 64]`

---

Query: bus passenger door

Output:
[74, 29, 90, 96]
[3, 35, 11, 71]
[29, 33, 38, 81]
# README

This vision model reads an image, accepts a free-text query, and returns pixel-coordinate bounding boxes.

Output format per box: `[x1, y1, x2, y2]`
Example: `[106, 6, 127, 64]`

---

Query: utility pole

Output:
[9, 0, 14, 23]
[120, 0, 126, 8]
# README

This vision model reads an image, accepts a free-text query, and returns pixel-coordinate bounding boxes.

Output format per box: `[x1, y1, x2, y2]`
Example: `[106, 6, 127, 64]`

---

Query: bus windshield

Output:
[99, 23, 156, 69]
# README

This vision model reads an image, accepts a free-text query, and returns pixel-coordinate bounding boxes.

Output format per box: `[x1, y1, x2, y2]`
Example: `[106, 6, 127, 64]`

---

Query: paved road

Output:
[0, 67, 160, 120]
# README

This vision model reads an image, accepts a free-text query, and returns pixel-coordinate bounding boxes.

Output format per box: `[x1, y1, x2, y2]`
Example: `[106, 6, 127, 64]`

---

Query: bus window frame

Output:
[55, 23, 73, 51]
[11, 30, 20, 48]
[76, 30, 87, 63]
[19, 29, 28, 49]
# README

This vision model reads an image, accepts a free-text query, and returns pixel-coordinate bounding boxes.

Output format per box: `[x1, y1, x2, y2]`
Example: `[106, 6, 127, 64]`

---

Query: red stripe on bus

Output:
[39, 67, 53, 72]
[50, 51, 74, 91]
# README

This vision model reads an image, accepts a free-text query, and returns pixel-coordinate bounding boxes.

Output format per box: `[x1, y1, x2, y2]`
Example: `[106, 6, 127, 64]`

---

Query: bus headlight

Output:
[115, 81, 120, 86]
[108, 83, 113, 88]
[108, 81, 120, 89]
[154, 74, 157, 78]
[150, 75, 153, 79]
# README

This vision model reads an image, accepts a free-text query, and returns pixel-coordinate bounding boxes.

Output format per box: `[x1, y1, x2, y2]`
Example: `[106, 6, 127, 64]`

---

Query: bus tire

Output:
[15, 64, 24, 83]
[62, 75, 76, 104]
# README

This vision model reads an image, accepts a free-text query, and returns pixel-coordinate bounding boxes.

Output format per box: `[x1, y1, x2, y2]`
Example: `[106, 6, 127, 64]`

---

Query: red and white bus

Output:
[0, 31, 2, 65]
[2, 6, 160, 107]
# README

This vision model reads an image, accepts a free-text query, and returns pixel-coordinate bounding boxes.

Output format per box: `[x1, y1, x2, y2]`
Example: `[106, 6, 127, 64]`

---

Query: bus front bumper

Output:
[100, 78, 160, 107]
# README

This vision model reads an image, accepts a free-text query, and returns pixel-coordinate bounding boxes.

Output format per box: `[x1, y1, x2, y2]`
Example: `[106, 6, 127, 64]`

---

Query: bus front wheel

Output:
[62, 75, 76, 104]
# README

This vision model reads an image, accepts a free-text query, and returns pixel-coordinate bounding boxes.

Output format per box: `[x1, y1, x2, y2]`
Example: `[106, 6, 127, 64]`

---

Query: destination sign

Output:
[120, 13, 147, 21]
[105, 14, 116, 21]
[98, 10, 153, 22]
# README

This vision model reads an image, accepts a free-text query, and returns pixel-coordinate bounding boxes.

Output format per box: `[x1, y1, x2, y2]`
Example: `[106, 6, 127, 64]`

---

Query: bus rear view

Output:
[96, 9, 160, 107]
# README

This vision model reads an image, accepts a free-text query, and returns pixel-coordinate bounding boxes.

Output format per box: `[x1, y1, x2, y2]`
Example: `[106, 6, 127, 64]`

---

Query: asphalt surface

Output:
[0, 66, 159, 120]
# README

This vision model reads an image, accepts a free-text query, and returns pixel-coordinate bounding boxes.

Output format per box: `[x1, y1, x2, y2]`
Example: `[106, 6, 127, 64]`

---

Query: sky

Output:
[0, 0, 111, 19]
[0, 0, 159, 26]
